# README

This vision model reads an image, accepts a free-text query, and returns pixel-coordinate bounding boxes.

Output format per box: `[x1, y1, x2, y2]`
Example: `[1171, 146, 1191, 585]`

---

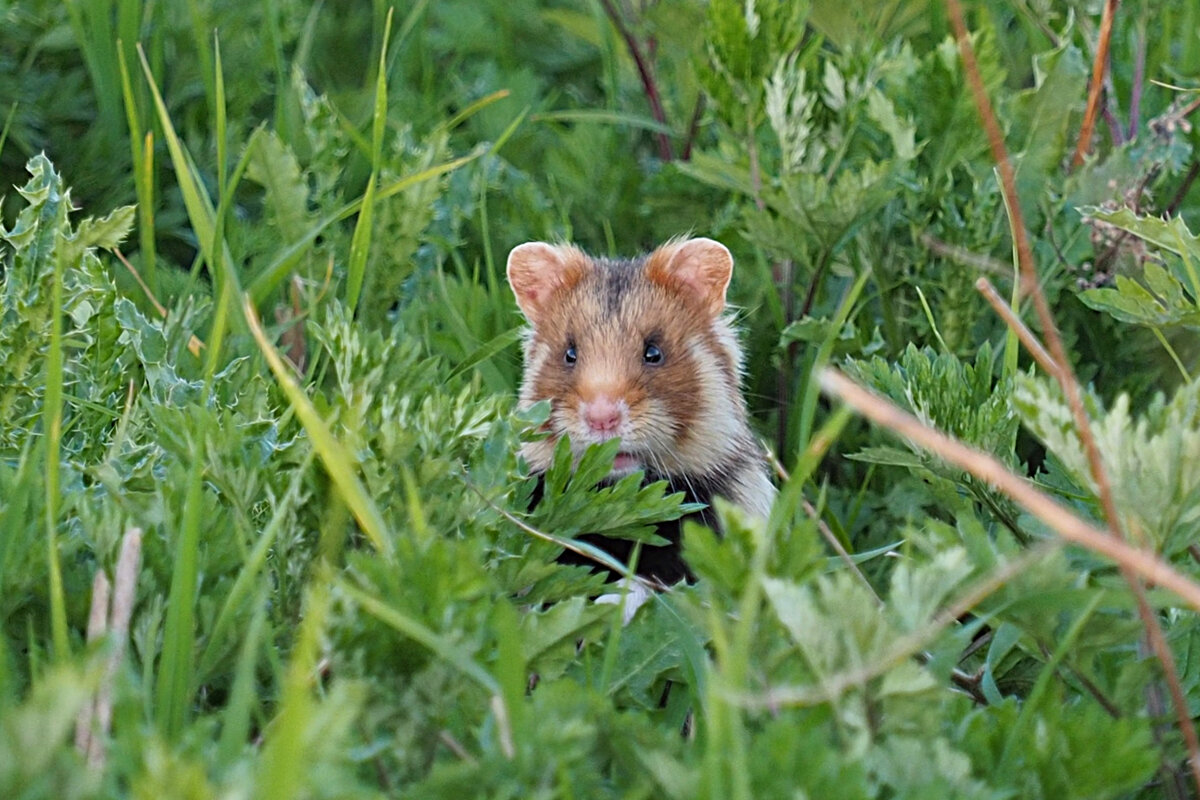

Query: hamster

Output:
[507, 236, 776, 583]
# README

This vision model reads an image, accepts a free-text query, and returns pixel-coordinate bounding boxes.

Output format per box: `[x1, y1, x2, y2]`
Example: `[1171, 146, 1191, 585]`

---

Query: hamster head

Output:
[507, 237, 751, 481]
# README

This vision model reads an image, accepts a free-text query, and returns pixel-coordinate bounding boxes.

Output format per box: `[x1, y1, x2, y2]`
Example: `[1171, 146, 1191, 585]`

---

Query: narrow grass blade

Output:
[137, 44, 239, 297]
[437, 89, 511, 133]
[345, 8, 393, 314]
[242, 295, 393, 557]
[338, 579, 503, 697]
[217, 592, 269, 767]
[44, 185, 72, 661]
[0, 102, 16, 161]
[0, 441, 38, 595]
[155, 457, 205, 739]
[445, 327, 523, 383]
[62, 0, 122, 135]
[116, 44, 156, 292]
[997, 167, 1022, 381]
[185, 0, 216, 115]
[255, 580, 331, 800]
[248, 153, 481, 304]
[215, 35, 228, 200]
[794, 268, 870, 457]
[531, 108, 676, 135]
[197, 453, 312, 679]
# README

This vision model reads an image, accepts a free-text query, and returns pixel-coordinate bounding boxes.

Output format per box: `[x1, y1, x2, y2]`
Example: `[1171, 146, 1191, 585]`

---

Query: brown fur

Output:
[508, 238, 775, 520]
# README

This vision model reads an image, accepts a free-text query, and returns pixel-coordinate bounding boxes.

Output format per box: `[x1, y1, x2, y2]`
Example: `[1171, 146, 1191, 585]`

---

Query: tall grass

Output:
[3, 1, 1200, 797]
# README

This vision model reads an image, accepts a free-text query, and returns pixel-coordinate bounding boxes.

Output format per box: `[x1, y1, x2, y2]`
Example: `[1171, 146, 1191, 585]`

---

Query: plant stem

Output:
[1073, 0, 1120, 168]
[597, 0, 673, 161]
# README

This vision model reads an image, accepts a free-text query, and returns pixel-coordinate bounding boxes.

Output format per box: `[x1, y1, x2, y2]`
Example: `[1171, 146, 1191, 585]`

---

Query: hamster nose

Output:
[583, 397, 623, 433]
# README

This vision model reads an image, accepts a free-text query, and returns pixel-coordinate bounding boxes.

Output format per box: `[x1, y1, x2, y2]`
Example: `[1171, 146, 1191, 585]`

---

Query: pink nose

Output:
[584, 397, 623, 433]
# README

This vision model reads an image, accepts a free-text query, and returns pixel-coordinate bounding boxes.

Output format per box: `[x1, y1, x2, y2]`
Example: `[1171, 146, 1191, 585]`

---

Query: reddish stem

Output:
[598, 0, 674, 161]
[1073, 0, 1120, 168]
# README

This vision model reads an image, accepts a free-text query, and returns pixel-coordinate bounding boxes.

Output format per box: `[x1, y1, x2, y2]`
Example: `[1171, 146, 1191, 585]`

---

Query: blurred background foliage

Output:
[3, 0, 1200, 796]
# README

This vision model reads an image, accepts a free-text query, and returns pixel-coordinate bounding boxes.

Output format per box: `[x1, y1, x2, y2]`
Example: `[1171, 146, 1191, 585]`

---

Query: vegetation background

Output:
[2, 0, 1200, 796]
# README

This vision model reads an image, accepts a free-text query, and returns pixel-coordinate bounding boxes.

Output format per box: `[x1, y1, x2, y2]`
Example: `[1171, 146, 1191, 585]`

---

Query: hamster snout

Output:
[580, 395, 627, 435]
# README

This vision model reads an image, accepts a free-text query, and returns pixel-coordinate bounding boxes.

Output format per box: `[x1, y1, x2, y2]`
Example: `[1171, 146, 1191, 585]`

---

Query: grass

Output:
[3, 1, 1200, 797]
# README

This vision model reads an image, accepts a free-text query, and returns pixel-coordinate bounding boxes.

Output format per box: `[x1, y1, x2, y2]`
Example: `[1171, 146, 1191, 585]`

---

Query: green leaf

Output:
[1014, 374, 1200, 555]
[70, 204, 135, 254]
[1082, 205, 1200, 269]
[1079, 263, 1200, 328]
[245, 131, 311, 242]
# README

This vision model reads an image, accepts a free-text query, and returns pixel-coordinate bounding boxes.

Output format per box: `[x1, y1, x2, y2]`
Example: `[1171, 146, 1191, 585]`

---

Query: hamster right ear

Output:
[506, 242, 587, 325]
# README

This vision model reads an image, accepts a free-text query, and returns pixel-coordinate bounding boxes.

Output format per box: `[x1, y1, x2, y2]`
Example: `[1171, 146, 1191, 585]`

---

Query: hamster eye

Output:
[564, 343, 578, 365]
[643, 343, 664, 365]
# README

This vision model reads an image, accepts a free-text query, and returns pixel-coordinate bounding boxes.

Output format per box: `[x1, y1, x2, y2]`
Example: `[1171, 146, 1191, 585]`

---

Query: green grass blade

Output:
[794, 268, 870, 459]
[137, 44, 239, 298]
[215, 35, 228, 201]
[0, 102, 16, 161]
[155, 452, 205, 739]
[116, 43, 156, 293]
[44, 219, 71, 661]
[247, 152, 481, 304]
[242, 295, 393, 557]
[345, 7, 392, 314]
[436, 89, 510, 133]
[530, 108, 676, 135]
[197, 451, 313, 679]
[998, 168, 1022, 381]
[445, 327, 523, 383]
[217, 591, 269, 768]
[255, 579, 331, 800]
[263, 0, 291, 142]
[63, 0, 122, 135]
[344, 175, 378, 314]
[185, 0, 216, 115]
[338, 579, 503, 697]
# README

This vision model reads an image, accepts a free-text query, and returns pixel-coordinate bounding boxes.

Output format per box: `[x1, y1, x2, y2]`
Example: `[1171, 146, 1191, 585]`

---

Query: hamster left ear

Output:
[506, 242, 588, 325]
[645, 237, 733, 316]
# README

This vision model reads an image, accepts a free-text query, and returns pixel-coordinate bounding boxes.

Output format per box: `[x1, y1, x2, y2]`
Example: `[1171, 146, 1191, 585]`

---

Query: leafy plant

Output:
[4, 0, 1200, 797]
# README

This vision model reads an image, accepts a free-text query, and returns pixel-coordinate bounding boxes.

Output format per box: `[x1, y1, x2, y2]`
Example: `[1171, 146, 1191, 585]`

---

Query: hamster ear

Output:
[506, 242, 588, 325]
[645, 237, 733, 315]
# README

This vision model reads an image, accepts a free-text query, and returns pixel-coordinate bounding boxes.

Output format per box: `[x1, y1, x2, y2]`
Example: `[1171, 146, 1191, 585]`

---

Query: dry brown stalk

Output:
[74, 571, 111, 754]
[88, 528, 142, 769]
[73, 528, 143, 770]
[921, 233, 1011, 275]
[946, 0, 1121, 536]
[1074, 0, 1121, 168]
[975, 278, 1057, 374]
[820, 369, 1200, 611]
[945, 0, 1200, 786]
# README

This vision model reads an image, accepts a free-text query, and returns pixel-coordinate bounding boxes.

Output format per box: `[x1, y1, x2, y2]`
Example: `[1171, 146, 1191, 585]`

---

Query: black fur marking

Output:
[602, 259, 637, 316]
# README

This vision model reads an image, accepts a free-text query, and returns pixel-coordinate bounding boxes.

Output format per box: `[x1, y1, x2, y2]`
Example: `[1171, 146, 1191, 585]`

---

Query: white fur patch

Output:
[595, 578, 655, 624]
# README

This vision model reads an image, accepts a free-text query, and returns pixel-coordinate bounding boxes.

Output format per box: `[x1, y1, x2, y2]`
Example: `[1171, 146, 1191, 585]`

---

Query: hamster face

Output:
[508, 239, 749, 481]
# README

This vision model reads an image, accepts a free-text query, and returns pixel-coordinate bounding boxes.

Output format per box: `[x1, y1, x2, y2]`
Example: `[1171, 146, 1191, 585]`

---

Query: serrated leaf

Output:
[72, 204, 135, 253]
[520, 596, 610, 680]
[245, 131, 311, 241]
[1082, 205, 1200, 267]
[1014, 373, 1200, 554]
[846, 445, 924, 468]
[0, 154, 68, 282]
[1079, 265, 1200, 328]
[866, 88, 918, 161]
